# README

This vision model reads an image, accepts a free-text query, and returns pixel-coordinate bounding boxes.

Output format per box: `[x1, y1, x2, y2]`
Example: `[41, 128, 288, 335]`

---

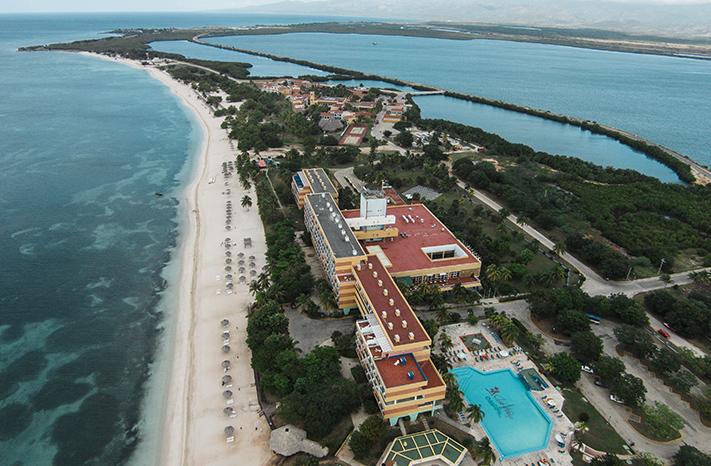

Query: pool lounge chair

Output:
[550, 458, 556, 463]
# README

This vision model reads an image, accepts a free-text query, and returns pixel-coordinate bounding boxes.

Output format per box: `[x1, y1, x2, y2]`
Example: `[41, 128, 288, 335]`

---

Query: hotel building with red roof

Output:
[300, 177, 483, 425]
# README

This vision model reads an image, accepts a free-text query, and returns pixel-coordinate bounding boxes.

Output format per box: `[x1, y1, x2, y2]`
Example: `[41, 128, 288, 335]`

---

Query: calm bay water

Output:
[204, 32, 711, 176]
[1, 11, 709, 466]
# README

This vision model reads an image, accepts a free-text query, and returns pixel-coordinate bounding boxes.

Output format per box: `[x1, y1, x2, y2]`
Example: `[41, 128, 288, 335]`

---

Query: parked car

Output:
[658, 329, 670, 338]
[610, 395, 624, 404]
[581, 365, 594, 374]
[594, 378, 609, 388]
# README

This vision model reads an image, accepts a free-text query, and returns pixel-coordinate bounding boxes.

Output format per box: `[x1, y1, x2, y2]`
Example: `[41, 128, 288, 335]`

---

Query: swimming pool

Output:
[451, 366, 553, 459]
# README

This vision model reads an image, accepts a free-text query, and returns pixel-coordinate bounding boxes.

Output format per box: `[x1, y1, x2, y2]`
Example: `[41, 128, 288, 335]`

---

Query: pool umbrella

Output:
[225, 266, 232, 271]
[221, 319, 230, 327]
[222, 345, 231, 353]
[223, 407, 234, 415]
[224, 426, 235, 435]
[222, 375, 232, 383]
[222, 360, 230, 368]
[223, 390, 233, 398]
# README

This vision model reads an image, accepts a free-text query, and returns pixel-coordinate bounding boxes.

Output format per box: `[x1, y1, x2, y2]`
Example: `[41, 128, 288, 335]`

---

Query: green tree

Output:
[669, 370, 698, 394]
[349, 430, 372, 460]
[474, 437, 496, 465]
[672, 445, 711, 466]
[593, 355, 625, 384]
[591, 455, 627, 466]
[643, 402, 683, 440]
[517, 248, 535, 265]
[395, 129, 413, 148]
[439, 331, 454, 353]
[556, 309, 591, 335]
[610, 373, 646, 407]
[241, 194, 252, 210]
[651, 348, 682, 376]
[548, 352, 582, 384]
[570, 331, 604, 362]
[614, 324, 658, 359]
[499, 320, 521, 345]
[465, 404, 485, 424]
[445, 386, 465, 416]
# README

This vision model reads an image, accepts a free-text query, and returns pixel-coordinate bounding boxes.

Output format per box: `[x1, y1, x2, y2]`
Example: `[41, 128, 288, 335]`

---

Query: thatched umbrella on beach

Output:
[238, 260, 245, 265]
[238, 267, 245, 273]
[225, 251, 232, 257]
[225, 258, 232, 264]
[239, 275, 246, 282]
[225, 273, 233, 279]
[222, 345, 231, 353]
[250, 270, 257, 276]
[222, 331, 230, 339]
[225, 237, 231, 242]
[225, 225, 231, 230]
[237, 252, 244, 258]
[249, 255, 256, 261]
[222, 360, 230, 369]
[249, 279, 257, 286]
[226, 220, 231, 225]
[221, 319, 230, 327]
[223, 407, 234, 415]
[225, 266, 232, 271]
[223, 390, 233, 398]
[222, 375, 232, 383]
[224, 426, 235, 435]
[249, 262, 256, 268]
[226, 283, 233, 289]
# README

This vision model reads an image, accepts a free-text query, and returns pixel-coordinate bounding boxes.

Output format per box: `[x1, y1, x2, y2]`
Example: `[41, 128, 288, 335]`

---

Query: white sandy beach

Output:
[84, 53, 276, 466]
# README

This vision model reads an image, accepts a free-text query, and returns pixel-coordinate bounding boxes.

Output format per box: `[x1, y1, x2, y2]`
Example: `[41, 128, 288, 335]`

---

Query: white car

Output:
[581, 365, 594, 374]
[610, 395, 624, 404]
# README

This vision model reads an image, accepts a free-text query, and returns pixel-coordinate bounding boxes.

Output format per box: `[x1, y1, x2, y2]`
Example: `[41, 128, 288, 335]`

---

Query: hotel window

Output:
[449, 271, 460, 279]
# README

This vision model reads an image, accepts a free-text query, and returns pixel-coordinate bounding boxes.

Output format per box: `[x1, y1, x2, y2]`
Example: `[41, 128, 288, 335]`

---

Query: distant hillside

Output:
[234, 0, 711, 38]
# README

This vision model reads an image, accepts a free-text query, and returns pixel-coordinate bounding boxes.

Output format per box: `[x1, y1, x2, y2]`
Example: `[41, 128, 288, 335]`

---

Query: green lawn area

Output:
[561, 388, 628, 455]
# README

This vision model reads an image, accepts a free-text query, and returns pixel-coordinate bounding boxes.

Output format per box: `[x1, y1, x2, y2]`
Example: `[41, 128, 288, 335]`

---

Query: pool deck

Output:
[438, 321, 576, 466]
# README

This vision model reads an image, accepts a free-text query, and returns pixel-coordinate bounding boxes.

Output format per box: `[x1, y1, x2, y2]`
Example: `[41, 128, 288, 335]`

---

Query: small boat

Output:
[373, 42, 377, 45]
[155, 192, 163, 196]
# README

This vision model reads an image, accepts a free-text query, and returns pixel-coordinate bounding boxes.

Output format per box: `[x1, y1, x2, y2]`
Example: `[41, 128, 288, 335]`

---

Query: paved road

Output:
[333, 166, 365, 193]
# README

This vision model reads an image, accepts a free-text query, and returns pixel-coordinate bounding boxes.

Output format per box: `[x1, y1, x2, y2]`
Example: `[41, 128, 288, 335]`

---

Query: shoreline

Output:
[82, 52, 275, 466]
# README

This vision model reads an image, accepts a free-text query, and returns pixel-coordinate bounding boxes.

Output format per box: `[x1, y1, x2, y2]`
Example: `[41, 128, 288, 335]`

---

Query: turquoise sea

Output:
[2, 11, 711, 466]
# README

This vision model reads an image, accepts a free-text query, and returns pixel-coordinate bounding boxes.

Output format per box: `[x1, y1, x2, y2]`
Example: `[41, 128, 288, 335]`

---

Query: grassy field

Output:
[561, 388, 629, 455]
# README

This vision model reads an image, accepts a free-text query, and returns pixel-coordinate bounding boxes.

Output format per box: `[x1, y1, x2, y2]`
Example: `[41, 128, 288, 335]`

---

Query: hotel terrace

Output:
[300, 179, 483, 425]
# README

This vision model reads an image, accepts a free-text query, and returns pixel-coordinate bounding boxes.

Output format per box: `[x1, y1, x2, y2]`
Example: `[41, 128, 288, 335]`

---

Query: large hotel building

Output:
[294, 173, 482, 425]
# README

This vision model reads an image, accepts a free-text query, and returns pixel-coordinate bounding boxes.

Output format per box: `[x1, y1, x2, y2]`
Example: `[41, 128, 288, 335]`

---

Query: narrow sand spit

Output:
[84, 53, 276, 466]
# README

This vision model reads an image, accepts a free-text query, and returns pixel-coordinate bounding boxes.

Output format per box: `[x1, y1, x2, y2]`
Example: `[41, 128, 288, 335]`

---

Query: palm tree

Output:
[474, 437, 496, 465]
[488, 313, 506, 329]
[689, 270, 709, 283]
[500, 321, 520, 345]
[445, 387, 465, 416]
[550, 264, 567, 283]
[295, 293, 311, 311]
[553, 240, 567, 257]
[241, 195, 252, 211]
[319, 290, 338, 311]
[522, 274, 536, 291]
[442, 371, 459, 389]
[435, 305, 450, 324]
[466, 404, 485, 424]
[439, 332, 454, 353]
[517, 215, 531, 228]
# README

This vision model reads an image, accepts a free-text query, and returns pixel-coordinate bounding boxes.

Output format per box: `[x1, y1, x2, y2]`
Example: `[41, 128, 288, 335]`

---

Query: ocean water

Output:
[0, 11, 370, 466]
[205, 32, 711, 176]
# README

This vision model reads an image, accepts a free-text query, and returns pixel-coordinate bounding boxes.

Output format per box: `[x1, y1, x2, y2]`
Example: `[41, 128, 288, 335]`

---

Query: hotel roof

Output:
[298, 168, 337, 195]
[382, 429, 467, 466]
[343, 203, 481, 275]
[354, 255, 429, 347]
[305, 193, 365, 259]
